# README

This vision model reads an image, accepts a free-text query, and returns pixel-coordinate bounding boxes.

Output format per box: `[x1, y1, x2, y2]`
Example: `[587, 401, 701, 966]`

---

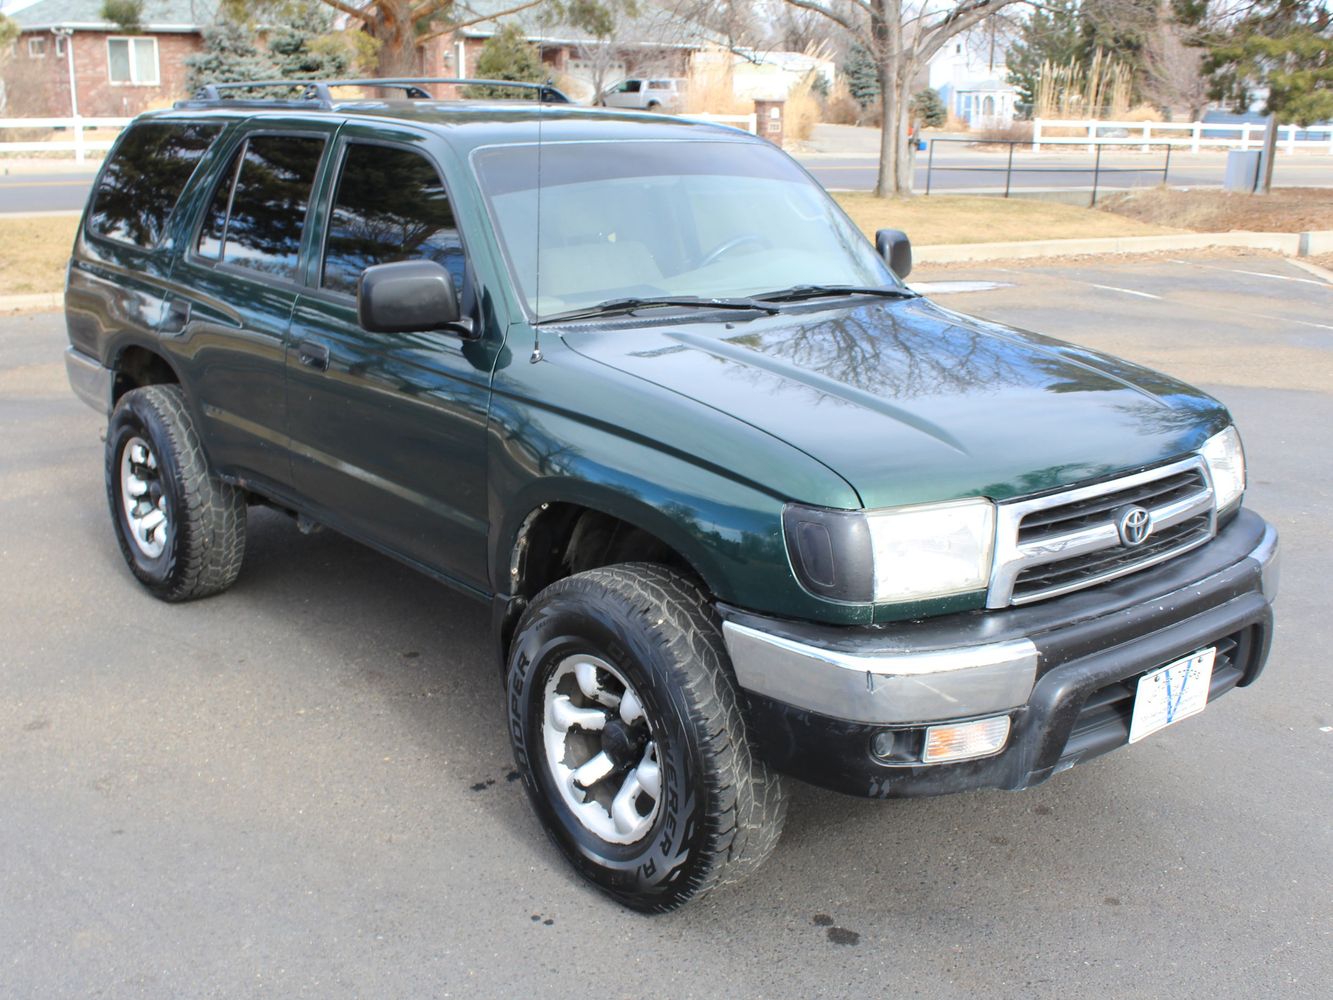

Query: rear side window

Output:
[321, 143, 463, 297]
[89, 122, 223, 248]
[197, 134, 325, 280]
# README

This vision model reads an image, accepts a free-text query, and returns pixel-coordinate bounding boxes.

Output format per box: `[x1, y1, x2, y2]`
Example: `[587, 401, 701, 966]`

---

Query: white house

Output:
[927, 37, 1018, 128]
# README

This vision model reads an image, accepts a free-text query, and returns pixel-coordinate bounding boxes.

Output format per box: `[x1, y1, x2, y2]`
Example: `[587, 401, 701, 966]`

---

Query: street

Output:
[1, 255, 1330, 997]
[4, 145, 1330, 212]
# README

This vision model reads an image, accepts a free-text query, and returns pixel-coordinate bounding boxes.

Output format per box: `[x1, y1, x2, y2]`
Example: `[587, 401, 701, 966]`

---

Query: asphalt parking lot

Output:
[2, 254, 1330, 998]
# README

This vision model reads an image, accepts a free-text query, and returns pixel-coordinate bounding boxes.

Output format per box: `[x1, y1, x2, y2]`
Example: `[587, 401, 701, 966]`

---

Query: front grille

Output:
[1012, 512, 1212, 602]
[988, 457, 1217, 607]
[1060, 632, 1248, 764]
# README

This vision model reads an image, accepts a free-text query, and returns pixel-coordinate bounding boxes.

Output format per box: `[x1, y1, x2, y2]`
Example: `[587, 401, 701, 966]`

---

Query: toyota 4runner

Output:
[63, 78, 1279, 913]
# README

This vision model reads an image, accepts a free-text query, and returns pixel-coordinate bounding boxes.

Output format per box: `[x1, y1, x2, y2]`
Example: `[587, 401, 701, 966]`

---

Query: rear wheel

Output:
[105, 385, 246, 601]
[507, 563, 786, 912]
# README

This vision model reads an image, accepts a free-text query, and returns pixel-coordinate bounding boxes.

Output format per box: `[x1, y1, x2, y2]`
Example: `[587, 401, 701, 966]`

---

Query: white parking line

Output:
[911, 280, 1014, 295]
[1169, 259, 1330, 286]
[1090, 283, 1162, 300]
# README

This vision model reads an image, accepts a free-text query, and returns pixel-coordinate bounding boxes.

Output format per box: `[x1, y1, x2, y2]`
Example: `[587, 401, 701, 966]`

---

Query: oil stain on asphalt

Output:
[812, 914, 860, 946]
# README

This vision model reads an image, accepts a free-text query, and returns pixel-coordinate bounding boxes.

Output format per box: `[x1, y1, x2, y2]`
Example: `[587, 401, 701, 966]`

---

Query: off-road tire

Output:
[506, 562, 786, 913]
[105, 385, 246, 601]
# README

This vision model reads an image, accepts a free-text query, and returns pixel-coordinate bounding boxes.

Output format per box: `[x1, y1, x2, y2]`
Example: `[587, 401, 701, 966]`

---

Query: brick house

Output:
[1, 0, 210, 117]
[421, 4, 718, 103]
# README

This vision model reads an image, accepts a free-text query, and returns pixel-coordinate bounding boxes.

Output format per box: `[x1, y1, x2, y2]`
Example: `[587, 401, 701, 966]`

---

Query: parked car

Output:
[599, 77, 684, 112]
[64, 78, 1279, 914]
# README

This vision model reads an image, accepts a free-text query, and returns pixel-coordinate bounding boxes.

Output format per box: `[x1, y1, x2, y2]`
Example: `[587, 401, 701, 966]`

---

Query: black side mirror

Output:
[875, 228, 912, 280]
[357, 260, 474, 337]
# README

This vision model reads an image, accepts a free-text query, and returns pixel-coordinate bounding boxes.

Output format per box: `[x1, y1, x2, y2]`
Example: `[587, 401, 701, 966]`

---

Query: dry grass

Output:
[784, 73, 820, 143]
[1100, 187, 1333, 234]
[0, 215, 77, 295]
[834, 194, 1179, 245]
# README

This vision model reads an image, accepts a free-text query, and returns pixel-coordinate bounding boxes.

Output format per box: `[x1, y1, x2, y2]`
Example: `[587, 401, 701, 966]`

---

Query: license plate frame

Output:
[1127, 647, 1217, 744]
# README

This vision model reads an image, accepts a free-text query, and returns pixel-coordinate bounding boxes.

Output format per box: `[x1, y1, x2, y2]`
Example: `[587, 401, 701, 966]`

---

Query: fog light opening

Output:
[922, 716, 1011, 764]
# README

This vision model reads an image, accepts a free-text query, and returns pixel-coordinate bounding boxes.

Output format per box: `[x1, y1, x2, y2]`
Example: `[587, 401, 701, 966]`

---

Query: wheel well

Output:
[513, 503, 698, 601]
[498, 503, 704, 657]
[113, 347, 179, 402]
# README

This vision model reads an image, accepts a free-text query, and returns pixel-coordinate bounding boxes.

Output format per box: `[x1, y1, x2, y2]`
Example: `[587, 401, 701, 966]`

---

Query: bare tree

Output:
[1140, 1, 1211, 118]
[780, 0, 1028, 196]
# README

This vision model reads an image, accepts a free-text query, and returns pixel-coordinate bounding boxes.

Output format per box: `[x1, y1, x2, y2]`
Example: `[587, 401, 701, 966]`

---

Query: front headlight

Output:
[1200, 426, 1246, 513]
[783, 498, 995, 604]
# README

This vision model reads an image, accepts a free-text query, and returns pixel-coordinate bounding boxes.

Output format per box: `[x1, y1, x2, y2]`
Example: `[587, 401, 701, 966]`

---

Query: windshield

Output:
[472, 139, 900, 321]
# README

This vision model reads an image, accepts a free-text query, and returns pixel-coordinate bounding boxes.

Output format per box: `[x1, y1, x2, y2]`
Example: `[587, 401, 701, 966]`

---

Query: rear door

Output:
[167, 119, 335, 492]
[284, 126, 497, 591]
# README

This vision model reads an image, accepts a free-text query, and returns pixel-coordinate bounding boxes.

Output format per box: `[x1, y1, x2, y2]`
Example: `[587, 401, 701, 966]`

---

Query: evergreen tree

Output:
[843, 43, 880, 109]
[267, 5, 350, 80]
[464, 24, 547, 99]
[1190, 0, 1332, 125]
[911, 87, 947, 127]
[185, 21, 276, 93]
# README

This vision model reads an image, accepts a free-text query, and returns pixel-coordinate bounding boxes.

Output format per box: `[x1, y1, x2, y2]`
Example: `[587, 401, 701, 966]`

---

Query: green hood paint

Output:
[560, 296, 1230, 511]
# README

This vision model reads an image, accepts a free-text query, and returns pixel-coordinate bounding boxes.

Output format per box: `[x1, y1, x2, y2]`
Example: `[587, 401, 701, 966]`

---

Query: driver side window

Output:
[321, 142, 465, 300]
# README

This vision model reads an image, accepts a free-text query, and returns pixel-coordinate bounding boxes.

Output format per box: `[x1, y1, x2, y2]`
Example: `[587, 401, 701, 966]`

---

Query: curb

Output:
[915, 230, 1333, 264]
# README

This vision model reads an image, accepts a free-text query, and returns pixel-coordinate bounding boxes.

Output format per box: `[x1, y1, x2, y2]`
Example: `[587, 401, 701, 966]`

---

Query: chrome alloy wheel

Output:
[119, 436, 169, 559]
[542, 655, 663, 845]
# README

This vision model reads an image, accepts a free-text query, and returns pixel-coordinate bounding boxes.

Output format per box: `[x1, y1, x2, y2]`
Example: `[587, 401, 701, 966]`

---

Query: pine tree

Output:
[1192, 0, 1332, 125]
[464, 24, 547, 100]
[911, 87, 947, 127]
[185, 21, 276, 93]
[843, 43, 880, 109]
[267, 5, 351, 80]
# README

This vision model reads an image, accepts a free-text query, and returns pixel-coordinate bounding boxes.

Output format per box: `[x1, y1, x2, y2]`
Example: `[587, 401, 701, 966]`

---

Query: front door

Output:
[285, 133, 496, 592]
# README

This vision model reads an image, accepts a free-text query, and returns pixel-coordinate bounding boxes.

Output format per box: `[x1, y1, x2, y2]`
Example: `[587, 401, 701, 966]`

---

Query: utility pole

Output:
[1257, 113, 1278, 195]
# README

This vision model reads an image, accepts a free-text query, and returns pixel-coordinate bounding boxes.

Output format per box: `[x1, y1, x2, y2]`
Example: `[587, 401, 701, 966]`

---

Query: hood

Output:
[559, 297, 1230, 509]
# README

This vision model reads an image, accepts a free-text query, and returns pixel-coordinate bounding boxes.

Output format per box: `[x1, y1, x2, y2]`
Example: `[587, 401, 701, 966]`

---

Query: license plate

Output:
[1127, 647, 1216, 744]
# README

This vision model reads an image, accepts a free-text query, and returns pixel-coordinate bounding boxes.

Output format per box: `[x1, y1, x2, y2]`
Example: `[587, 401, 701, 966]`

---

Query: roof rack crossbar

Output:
[185, 77, 571, 109]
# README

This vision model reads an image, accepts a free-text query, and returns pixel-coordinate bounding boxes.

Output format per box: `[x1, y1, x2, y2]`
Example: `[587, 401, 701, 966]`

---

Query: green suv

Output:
[63, 79, 1279, 913]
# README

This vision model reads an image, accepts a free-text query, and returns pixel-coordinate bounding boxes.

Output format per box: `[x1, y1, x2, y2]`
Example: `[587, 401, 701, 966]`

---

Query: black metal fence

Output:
[924, 138, 1173, 206]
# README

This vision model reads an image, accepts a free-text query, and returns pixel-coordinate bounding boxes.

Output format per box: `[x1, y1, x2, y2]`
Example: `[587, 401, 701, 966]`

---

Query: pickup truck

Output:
[63, 79, 1279, 913]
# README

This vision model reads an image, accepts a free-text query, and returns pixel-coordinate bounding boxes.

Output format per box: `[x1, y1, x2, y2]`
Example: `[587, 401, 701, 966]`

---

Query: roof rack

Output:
[179, 78, 573, 110]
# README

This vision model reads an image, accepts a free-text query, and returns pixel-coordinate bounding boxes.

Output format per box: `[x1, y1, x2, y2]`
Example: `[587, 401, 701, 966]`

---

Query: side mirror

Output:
[357, 259, 473, 336]
[875, 228, 912, 280]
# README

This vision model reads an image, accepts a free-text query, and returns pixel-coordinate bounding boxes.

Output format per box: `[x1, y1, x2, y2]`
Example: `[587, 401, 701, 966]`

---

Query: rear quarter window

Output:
[88, 121, 224, 248]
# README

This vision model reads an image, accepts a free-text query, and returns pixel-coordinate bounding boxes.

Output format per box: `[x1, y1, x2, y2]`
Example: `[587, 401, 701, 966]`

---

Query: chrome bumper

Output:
[65, 347, 113, 415]
[722, 522, 1280, 727]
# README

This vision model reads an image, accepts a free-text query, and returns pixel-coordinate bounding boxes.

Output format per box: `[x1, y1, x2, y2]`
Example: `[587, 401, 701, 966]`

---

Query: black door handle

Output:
[297, 339, 330, 371]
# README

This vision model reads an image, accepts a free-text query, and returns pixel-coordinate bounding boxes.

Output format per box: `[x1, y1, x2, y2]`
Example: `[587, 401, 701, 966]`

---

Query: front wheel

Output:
[506, 563, 786, 912]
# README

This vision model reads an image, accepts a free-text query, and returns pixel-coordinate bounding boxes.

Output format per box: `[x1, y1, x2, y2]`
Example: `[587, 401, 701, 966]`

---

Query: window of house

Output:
[28, 37, 47, 58]
[321, 143, 463, 298]
[198, 135, 325, 279]
[54, 34, 66, 56]
[107, 37, 159, 85]
[89, 121, 224, 248]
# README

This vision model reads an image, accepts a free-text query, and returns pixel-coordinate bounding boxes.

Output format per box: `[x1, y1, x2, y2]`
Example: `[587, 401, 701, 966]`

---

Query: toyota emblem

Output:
[1115, 505, 1153, 547]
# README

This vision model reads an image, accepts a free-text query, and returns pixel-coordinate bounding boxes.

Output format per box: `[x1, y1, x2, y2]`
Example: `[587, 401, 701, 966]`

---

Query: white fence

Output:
[1033, 118, 1333, 154]
[0, 116, 134, 161]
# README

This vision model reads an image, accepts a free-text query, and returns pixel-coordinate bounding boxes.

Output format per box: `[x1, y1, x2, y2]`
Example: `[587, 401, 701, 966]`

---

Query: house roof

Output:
[453, 0, 724, 50]
[5, 0, 215, 32]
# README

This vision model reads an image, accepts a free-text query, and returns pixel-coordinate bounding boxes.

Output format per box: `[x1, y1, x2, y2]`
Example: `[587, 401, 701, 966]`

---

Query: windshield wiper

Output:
[537, 295, 782, 324]
[754, 284, 918, 304]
